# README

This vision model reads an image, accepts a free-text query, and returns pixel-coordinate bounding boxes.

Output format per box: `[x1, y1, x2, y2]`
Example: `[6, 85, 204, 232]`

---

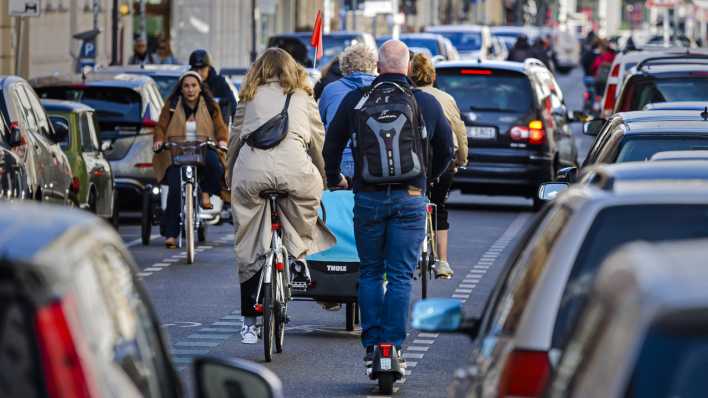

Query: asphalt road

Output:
[120, 66, 589, 398]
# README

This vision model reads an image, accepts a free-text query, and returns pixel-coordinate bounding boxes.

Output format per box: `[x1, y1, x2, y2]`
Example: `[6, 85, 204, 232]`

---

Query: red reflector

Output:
[276, 262, 284, 271]
[529, 128, 545, 145]
[510, 126, 530, 141]
[380, 344, 393, 358]
[603, 84, 617, 114]
[498, 349, 550, 398]
[271, 223, 281, 231]
[426, 204, 433, 214]
[35, 298, 96, 398]
[610, 63, 620, 77]
[254, 304, 263, 313]
[92, 170, 104, 177]
[134, 163, 153, 169]
[10, 121, 19, 130]
[460, 69, 492, 75]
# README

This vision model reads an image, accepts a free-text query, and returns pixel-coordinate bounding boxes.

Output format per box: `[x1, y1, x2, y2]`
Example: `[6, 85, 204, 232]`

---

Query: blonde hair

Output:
[239, 47, 313, 102]
[339, 43, 378, 75]
[410, 52, 436, 87]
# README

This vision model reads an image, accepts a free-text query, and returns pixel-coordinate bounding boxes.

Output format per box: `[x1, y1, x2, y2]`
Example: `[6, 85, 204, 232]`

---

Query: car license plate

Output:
[468, 126, 496, 139]
[380, 358, 392, 370]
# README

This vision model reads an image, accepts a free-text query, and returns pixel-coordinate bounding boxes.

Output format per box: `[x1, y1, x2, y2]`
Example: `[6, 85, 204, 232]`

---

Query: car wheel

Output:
[557, 66, 573, 75]
[89, 190, 97, 214]
[110, 189, 119, 230]
[532, 194, 544, 212]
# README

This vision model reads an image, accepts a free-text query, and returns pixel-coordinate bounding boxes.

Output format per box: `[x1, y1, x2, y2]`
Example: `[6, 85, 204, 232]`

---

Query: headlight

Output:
[186, 166, 193, 179]
[152, 186, 160, 195]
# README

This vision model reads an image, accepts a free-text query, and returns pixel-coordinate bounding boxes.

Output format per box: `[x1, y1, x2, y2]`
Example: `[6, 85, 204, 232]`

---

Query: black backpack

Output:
[353, 81, 428, 184]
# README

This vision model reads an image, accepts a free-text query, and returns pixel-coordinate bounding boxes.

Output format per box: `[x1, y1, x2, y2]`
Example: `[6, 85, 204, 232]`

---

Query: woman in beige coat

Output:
[227, 48, 335, 344]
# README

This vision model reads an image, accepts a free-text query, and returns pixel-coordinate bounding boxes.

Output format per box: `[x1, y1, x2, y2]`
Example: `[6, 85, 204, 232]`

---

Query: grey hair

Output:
[339, 43, 378, 75]
[378, 40, 410, 74]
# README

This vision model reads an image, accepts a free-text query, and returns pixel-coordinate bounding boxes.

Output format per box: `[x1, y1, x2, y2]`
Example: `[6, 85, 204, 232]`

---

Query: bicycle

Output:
[254, 190, 292, 362]
[153, 136, 221, 264]
[418, 201, 438, 299]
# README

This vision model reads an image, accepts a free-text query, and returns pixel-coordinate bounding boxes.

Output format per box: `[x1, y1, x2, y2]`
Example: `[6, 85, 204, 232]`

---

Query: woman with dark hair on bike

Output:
[226, 48, 335, 344]
[153, 71, 228, 248]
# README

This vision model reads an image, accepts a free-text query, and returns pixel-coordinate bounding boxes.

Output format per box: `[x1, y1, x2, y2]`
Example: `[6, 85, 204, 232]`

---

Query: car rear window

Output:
[436, 69, 533, 113]
[626, 312, 708, 398]
[436, 31, 482, 52]
[625, 78, 708, 111]
[617, 136, 708, 162]
[151, 76, 179, 99]
[552, 204, 708, 349]
[0, 274, 45, 398]
[36, 86, 142, 126]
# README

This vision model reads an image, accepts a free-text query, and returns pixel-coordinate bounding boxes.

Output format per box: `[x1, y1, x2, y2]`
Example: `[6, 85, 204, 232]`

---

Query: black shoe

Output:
[290, 259, 311, 292]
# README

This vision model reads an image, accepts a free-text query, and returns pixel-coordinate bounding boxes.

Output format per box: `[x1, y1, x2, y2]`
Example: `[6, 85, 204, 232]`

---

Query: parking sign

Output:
[9, 0, 41, 17]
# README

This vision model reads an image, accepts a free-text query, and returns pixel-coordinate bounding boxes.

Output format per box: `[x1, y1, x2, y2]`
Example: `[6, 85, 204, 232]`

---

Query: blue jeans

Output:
[354, 189, 426, 349]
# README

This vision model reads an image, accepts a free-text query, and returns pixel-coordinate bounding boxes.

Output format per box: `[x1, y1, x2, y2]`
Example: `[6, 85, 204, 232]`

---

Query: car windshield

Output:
[626, 316, 708, 398]
[552, 204, 708, 349]
[151, 75, 179, 99]
[435, 31, 481, 52]
[617, 137, 708, 162]
[35, 86, 142, 127]
[400, 38, 440, 56]
[436, 69, 532, 113]
[629, 78, 708, 110]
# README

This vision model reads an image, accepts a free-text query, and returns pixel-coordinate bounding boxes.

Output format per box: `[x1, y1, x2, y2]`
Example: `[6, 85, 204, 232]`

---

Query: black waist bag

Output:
[245, 93, 293, 150]
[353, 82, 427, 184]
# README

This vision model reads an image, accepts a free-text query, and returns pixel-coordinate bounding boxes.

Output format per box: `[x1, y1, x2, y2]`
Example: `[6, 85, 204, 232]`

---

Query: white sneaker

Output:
[240, 324, 258, 344]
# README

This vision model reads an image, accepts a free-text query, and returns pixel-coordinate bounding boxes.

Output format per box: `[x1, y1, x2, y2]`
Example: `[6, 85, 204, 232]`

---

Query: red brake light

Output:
[460, 69, 492, 75]
[610, 63, 620, 77]
[603, 84, 617, 114]
[498, 349, 551, 398]
[380, 344, 393, 358]
[510, 120, 545, 144]
[134, 163, 153, 169]
[35, 298, 97, 398]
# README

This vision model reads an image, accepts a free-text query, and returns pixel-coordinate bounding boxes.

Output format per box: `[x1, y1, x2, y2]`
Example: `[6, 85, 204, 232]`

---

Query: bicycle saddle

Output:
[259, 190, 289, 199]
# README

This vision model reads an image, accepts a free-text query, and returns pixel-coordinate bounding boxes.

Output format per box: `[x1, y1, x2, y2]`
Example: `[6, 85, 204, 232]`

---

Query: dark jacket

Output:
[324, 73, 454, 193]
[203, 66, 237, 124]
[508, 37, 532, 62]
[129, 52, 157, 65]
[314, 60, 343, 101]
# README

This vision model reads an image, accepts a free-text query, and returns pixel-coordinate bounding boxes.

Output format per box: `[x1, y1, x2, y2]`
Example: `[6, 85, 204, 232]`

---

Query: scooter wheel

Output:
[378, 373, 395, 395]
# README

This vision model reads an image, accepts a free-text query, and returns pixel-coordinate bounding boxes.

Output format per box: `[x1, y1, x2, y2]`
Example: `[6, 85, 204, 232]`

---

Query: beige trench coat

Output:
[227, 82, 335, 283]
[418, 85, 469, 167]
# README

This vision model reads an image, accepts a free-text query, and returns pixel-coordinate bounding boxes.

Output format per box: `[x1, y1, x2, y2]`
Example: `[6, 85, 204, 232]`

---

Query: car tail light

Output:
[70, 177, 80, 194]
[35, 298, 97, 398]
[498, 349, 551, 398]
[460, 69, 493, 75]
[510, 120, 545, 145]
[610, 63, 620, 77]
[603, 84, 617, 115]
[380, 343, 393, 358]
[134, 163, 153, 169]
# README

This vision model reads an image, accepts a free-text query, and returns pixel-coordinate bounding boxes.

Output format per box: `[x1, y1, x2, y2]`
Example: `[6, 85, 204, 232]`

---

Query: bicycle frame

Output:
[255, 195, 289, 307]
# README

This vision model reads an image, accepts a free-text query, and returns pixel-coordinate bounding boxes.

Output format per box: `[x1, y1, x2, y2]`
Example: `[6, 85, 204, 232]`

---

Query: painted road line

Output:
[406, 361, 418, 368]
[171, 349, 209, 355]
[412, 339, 435, 345]
[213, 321, 242, 326]
[153, 263, 171, 267]
[143, 267, 162, 272]
[163, 258, 179, 262]
[452, 294, 469, 299]
[455, 288, 474, 294]
[221, 315, 243, 320]
[459, 284, 477, 289]
[175, 341, 220, 347]
[407, 346, 430, 352]
[469, 269, 486, 274]
[187, 334, 233, 339]
[418, 333, 439, 338]
[201, 327, 241, 333]
[402, 352, 424, 359]
[137, 272, 152, 277]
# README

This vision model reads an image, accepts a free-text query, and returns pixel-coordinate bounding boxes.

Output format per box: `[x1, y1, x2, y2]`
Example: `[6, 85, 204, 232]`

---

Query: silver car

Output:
[548, 239, 708, 397]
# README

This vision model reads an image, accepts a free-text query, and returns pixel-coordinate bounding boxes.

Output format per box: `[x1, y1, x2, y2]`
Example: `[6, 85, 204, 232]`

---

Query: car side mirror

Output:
[194, 356, 284, 398]
[538, 182, 569, 201]
[556, 166, 578, 183]
[583, 118, 606, 136]
[49, 119, 69, 145]
[568, 110, 589, 123]
[412, 298, 480, 338]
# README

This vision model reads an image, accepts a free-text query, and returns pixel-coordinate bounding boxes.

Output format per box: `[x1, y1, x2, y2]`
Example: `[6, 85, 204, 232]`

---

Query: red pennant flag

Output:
[311, 10, 324, 63]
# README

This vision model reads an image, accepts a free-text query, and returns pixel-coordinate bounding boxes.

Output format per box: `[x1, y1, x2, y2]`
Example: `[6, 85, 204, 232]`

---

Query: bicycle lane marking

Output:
[388, 212, 530, 395]
[134, 233, 235, 278]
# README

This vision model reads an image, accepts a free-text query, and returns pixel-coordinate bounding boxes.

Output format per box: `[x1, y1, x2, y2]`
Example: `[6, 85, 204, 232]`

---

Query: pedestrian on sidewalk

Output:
[128, 36, 157, 65]
[324, 40, 454, 369]
[319, 43, 377, 178]
[408, 52, 468, 279]
[226, 48, 335, 344]
[154, 35, 179, 65]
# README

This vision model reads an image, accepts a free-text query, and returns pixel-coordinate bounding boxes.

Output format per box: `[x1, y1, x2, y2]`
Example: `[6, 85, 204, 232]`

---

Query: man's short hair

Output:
[409, 52, 436, 87]
[378, 40, 410, 74]
[339, 43, 378, 76]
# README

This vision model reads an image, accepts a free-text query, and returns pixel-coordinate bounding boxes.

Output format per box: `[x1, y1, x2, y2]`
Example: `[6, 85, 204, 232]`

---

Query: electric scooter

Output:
[369, 343, 405, 395]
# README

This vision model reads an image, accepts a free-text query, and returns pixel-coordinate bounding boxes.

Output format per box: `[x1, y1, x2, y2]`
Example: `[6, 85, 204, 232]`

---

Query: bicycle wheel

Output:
[185, 183, 195, 264]
[420, 254, 429, 299]
[263, 280, 275, 362]
[378, 373, 395, 395]
[274, 270, 287, 353]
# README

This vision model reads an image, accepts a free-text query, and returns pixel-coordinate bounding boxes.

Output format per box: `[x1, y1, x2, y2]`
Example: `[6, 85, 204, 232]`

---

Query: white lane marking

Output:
[459, 284, 477, 289]
[175, 341, 220, 347]
[418, 333, 439, 338]
[201, 327, 241, 333]
[137, 272, 152, 277]
[402, 352, 424, 359]
[200, 245, 214, 249]
[125, 235, 159, 247]
[469, 269, 486, 274]
[153, 263, 171, 267]
[406, 361, 418, 368]
[143, 267, 163, 272]
[412, 339, 435, 345]
[221, 315, 243, 320]
[407, 346, 430, 352]
[455, 289, 474, 294]
[163, 258, 179, 263]
[213, 321, 242, 326]
[452, 294, 469, 299]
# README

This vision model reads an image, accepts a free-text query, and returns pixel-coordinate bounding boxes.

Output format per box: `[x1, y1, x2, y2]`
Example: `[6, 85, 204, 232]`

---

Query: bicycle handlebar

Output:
[153, 140, 227, 154]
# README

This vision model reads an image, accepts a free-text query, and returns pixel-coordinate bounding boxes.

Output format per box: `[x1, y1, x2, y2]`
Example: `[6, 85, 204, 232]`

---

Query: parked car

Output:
[580, 109, 708, 172]
[650, 149, 708, 161]
[413, 180, 708, 398]
[267, 31, 376, 69]
[490, 25, 541, 51]
[547, 239, 708, 398]
[643, 100, 708, 111]
[0, 201, 284, 398]
[0, 75, 75, 205]
[0, 125, 30, 201]
[376, 33, 460, 61]
[92, 64, 189, 98]
[424, 25, 493, 60]
[42, 99, 118, 227]
[597, 46, 705, 117]
[435, 59, 579, 208]
[31, 73, 164, 209]
[611, 53, 708, 114]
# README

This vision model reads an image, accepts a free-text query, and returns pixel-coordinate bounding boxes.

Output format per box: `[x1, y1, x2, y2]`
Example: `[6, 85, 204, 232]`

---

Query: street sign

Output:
[9, 0, 41, 17]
